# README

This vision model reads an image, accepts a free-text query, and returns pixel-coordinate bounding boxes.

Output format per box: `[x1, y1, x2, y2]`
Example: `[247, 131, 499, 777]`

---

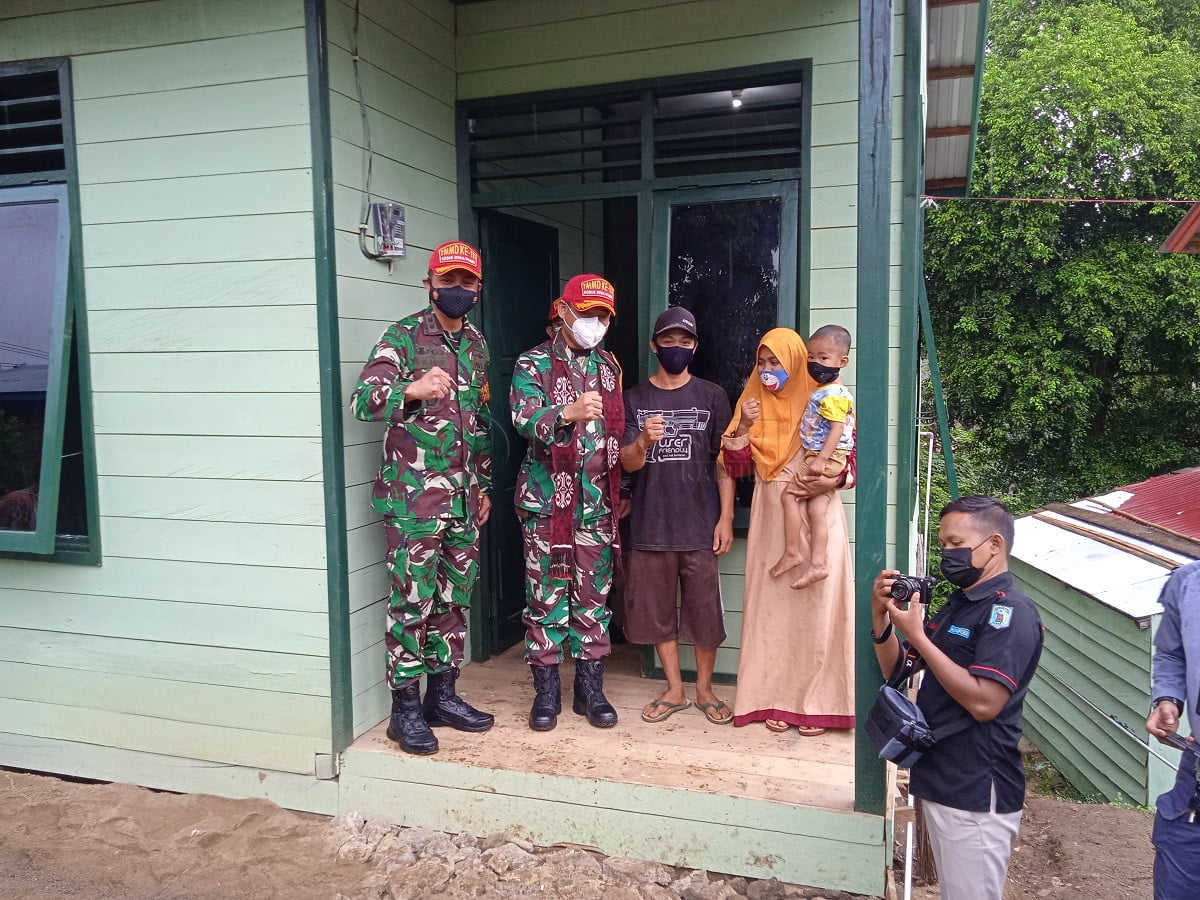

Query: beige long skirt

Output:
[732, 448, 855, 729]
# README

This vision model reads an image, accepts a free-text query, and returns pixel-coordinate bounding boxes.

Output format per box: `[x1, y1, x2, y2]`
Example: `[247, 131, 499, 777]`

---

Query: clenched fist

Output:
[405, 366, 454, 402]
[638, 414, 665, 448]
[563, 390, 604, 424]
[741, 397, 761, 422]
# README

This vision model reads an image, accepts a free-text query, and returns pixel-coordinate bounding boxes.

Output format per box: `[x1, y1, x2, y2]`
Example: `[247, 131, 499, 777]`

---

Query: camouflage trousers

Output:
[521, 513, 615, 666]
[384, 515, 479, 688]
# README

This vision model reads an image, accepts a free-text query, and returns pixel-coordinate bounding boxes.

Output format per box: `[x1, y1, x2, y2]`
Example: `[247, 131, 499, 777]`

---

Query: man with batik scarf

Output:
[510, 274, 625, 732]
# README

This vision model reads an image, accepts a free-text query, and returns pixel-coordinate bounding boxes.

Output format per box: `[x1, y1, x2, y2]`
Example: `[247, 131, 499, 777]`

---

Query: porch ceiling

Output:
[926, 0, 988, 196]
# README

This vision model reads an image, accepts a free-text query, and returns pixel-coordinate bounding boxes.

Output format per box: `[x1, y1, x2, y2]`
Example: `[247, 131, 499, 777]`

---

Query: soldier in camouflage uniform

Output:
[510, 274, 625, 732]
[351, 240, 495, 756]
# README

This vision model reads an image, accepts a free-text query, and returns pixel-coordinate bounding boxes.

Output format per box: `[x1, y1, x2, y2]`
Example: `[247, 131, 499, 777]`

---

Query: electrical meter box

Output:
[369, 202, 405, 258]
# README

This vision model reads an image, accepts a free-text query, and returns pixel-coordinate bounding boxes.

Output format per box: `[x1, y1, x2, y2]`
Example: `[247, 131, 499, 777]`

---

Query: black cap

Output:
[652, 306, 699, 339]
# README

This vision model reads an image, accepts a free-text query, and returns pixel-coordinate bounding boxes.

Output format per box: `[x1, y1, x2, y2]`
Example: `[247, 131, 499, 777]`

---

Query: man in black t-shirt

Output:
[872, 495, 1043, 900]
[620, 306, 735, 725]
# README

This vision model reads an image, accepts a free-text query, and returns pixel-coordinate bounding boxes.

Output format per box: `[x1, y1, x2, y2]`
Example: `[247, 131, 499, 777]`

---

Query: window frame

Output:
[0, 56, 100, 564]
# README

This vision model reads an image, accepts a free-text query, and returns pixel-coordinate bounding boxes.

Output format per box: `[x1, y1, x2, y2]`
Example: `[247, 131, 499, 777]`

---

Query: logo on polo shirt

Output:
[947, 624, 971, 639]
[988, 604, 1013, 629]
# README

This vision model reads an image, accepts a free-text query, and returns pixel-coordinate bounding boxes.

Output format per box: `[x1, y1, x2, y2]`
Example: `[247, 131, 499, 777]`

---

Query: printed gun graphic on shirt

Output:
[639, 407, 711, 436]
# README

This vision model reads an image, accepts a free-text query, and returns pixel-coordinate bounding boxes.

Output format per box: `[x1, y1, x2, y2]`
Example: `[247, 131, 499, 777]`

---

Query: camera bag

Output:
[865, 647, 974, 768]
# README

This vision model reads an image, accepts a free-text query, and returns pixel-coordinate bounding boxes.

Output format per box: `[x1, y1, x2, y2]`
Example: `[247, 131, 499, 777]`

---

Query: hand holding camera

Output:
[872, 569, 936, 640]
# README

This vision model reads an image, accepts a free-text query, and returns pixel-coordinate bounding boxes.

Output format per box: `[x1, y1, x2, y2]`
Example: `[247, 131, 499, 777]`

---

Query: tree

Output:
[925, 0, 1200, 505]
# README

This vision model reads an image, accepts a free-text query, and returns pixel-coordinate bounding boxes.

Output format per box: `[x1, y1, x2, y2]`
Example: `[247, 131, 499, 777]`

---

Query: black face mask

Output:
[430, 285, 478, 320]
[939, 539, 990, 588]
[807, 360, 841, 385]
[655, 344, 694, 375]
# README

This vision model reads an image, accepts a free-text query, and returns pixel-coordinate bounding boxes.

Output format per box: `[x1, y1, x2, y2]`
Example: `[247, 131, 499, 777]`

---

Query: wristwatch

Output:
[1153, 696, 1184, 715]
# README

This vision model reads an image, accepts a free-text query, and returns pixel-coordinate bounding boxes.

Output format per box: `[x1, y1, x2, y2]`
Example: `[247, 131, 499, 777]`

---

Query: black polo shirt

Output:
[907, 571, 1044, 813]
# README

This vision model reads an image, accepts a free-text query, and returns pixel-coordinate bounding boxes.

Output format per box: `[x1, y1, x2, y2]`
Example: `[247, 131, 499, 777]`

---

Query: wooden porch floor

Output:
[350, 643, 856, 813]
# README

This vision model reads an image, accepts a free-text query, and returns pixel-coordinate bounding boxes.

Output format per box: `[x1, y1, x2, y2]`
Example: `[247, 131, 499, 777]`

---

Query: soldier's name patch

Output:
[988, 604, 1013, 630]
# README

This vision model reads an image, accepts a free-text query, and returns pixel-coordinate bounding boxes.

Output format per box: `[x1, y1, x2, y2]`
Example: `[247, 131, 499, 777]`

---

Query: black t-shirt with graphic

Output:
[622, 377, 732, 552]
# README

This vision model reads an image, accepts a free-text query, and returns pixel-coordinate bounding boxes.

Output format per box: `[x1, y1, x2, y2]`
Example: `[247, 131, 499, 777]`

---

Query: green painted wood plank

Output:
[94, 434, 323, 482]
[350, 597, 387, 655]
[334, 276, 430, 325]
[811, 59, 908, 106]
[0, 732, 338, 815]
[329, 91, 456, 183]
[345, 481, 380, 531]
[353, 679, 390, 736]
[98, 475, 327, 526]
[0, 0, 148, 21]
[343, 439, 384, 486]
[328, 46, 455, 143]
[0, 696, 323, 774]
[351, 639, 386, 703]
[348, 562, 387, 615]
[99, 516, 326, 568]
[1039, 621, 1150, 711]
[1024, 702, 1146, 805]
[81, 170, 313, 224]
[77, 125, 313, 184]
[406, 0, 455, 32]
[83, 258, 317, 310]
[342, 746, 882, 840]
[1025, 584, 1148, 670]
[809, 268, 859, 308]
[0, 588, 329, 656]
[457, 0, 854, 71]
[346, 521, 386, 574]
[669, 644, 740, 676]
[339, 312, 409, 362]
[329, 0, 454, 87]
[82, 213, 315, 267]
[75, 76, 309, 144]
[0, 628, 329, 696]
[88, 306, 317, 353]
[1019, 564, 1152, 655]
[0, 0, 304, 59]
[331, 138, 456, 219]
[338, 773, 884, 894]
[811, 182, 905, 230]
[326, 0, 454, 106]
[458, 21, 854, 100]
[0, 554, 327, 612]
[2, 661, 330, 739]
[73, 27, 308, 100]
[92, 392, 321, 438]
[90, 351, 321, 394]
[457, 0, 694, 34]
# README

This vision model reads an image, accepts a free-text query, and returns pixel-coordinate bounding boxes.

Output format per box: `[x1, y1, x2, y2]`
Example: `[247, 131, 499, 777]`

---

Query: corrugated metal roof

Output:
[0, 364, 48, 395]
[925, 0, 987, 194]
[1102, 469, 1200, 542]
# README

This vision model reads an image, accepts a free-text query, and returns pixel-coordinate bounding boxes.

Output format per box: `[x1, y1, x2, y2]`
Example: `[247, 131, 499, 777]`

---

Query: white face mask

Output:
[568, 312, 608, 349]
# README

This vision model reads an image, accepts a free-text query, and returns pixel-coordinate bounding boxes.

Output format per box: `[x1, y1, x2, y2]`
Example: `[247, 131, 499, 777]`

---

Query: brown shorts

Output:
[622, 549, 726, 649]
[789, 448, 848, 491]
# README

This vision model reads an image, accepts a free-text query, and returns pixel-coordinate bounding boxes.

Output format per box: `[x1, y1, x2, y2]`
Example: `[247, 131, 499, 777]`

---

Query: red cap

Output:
[428, 241, 482, 278]
[548, 299, 562, 323]
[560, 274, 616, 315]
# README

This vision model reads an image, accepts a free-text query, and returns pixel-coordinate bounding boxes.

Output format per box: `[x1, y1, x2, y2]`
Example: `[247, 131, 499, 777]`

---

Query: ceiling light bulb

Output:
[731, 89, 743, 108]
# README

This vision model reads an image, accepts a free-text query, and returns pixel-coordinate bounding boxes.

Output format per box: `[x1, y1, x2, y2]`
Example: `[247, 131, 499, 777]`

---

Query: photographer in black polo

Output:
[871, 495, 1044, 900]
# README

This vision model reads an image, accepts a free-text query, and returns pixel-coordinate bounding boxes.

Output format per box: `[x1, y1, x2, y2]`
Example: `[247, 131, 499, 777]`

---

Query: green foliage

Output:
[926, 0, 1200, 507]
[0, 411, 24, 494]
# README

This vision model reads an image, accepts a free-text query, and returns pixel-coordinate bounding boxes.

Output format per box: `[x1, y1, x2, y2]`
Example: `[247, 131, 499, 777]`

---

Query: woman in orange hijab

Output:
[722, 328, 855, 735]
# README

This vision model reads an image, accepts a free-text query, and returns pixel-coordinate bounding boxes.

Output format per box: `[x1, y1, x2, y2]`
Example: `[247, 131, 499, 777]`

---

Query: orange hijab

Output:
[725, 327, 816, 482]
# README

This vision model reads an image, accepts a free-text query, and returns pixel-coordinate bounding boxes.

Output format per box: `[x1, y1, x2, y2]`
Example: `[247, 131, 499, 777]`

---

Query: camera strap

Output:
[887, 642, 976, 743]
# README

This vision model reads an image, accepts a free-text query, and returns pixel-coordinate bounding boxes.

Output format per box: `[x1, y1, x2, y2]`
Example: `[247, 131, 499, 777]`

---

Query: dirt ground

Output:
[0, 768, 1155, 899]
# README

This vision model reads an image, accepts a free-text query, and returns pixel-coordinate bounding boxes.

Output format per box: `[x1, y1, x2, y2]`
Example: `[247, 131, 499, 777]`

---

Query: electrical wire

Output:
[923, 194, 1196, 205]
[352, 0, 375, 225]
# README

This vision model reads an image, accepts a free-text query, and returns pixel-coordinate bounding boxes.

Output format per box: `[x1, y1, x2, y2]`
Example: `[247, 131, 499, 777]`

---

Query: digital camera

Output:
[889, 574, 935, 603]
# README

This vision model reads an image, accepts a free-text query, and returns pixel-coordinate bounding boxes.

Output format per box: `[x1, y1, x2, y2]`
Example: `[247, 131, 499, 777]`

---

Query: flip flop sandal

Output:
[695, 700, 733, 725]
[641, 698, 691, 723]
[796, 725, 827, 737]
[764, 719, 791, 733]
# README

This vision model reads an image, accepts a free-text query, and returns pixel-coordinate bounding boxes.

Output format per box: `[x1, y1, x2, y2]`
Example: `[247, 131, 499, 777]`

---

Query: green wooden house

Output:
[0, 1, 987, 894]
[1012, 474, 1200, 807]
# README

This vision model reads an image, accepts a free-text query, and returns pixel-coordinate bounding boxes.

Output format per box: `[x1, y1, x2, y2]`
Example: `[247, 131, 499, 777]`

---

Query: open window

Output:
[0, 59, 98, 562]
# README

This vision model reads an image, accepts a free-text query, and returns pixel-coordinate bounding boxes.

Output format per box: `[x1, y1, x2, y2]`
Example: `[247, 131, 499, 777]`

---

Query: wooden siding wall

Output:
[1014, 562, 1177, 806]
[325, 0, 460, 736]
[0, 0, 333, 777]
[457, 0, 909, 673]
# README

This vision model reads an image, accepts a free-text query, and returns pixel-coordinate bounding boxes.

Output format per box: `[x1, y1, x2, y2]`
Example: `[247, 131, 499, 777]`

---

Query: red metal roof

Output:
[1161, 202, 1200, 254]
[1109, 468, 1200, 541]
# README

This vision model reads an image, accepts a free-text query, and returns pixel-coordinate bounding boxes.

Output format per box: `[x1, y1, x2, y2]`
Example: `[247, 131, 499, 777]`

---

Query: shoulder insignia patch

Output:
[988, 604, 1013, 629]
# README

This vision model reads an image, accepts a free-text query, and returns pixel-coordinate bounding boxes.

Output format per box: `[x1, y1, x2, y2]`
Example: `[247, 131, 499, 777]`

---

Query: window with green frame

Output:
[0, 58, 99, 562]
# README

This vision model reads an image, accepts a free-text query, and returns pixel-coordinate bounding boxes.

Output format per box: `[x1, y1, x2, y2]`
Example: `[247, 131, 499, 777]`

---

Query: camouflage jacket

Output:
[510, 332, 622, 524]
[352, 307, 492, 521]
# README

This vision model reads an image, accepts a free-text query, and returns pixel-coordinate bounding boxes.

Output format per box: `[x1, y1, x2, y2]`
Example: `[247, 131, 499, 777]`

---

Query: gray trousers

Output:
[922, 789, 1023, 900]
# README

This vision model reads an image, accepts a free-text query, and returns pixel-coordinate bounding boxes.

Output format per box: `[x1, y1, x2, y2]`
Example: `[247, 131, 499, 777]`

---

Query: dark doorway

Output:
[477, 210, 560, 659]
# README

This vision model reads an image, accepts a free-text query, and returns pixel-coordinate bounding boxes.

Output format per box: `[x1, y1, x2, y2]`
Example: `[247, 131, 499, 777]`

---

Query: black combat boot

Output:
[387, 679, 438, 755]
[528, 664, 561, 731]
[422, 668, 494, 732]
[572, 658, 618, 728]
